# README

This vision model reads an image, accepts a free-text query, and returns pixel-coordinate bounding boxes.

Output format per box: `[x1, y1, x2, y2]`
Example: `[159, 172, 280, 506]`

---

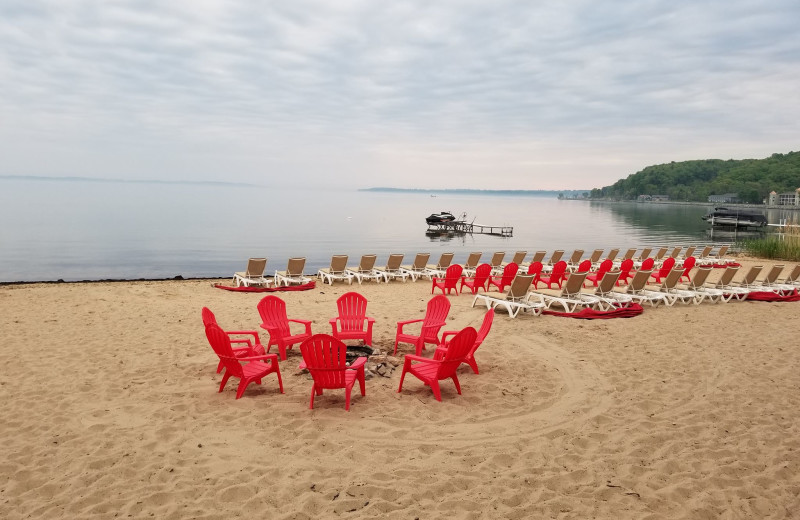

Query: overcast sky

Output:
[1, 1, 798, 190]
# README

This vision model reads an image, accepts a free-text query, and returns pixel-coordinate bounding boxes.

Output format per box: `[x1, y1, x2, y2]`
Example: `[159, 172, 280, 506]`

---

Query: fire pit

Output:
[345, 345, 374, 365]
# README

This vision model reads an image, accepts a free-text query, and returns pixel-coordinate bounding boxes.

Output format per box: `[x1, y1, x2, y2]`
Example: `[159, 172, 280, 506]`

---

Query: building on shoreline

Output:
[767, 188, 800, 206]
[708, 193, 740, 203]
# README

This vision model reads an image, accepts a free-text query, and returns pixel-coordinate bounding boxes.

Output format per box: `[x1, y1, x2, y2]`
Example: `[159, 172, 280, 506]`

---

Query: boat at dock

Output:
[425, 211, 456, 225]
[701, 207, 767, 228]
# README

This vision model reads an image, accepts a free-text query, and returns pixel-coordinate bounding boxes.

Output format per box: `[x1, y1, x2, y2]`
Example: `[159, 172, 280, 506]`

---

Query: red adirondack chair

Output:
[397, 326, 478, 401]
[574, 259, 592, 273]
[585, 259, 613, 287]
[534, 260, 567, 289]
[257, 295, 313, 361]
[202, 307, 266, 373]
[434, 309, 494, 374]
[431, 264, 463, 295]
[487, 262, 519, 292]
[617, 259, 635, 285]
[394, 294, 451, 355]
[300, 334, 367, 411]
[329, 292, 375, 345]
[205, 322, 284, 399]
[527, 261, 543, 276]
[680, 256, 696, 281]
[650, 256, 676, 283]
[460, 263, 492, 294]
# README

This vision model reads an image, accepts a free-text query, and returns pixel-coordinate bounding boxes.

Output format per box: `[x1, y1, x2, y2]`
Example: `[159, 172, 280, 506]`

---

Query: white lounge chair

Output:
[488, 251, 506, 275]
[423, 252, 455, 279]
[472, 274, 543, 318]
[399, 253, 431, 281]
[591, 271, 633, 310]
[317, 255, 354, 285]
[526, 271, 602, 313]
[772, 264, 800, 292]
[618, 269, 670, 307]
[652, 268, 698, 305]
[274, 257, 312, 286]
[541, 250, 564, 273]
[679, 266, 724, 303]
[233, 258, 270, 287]
[346, 255, 382, 284]
[374, 254, 409, 283]
[461, 252, 483, 276]
[712, 265, 757, 301]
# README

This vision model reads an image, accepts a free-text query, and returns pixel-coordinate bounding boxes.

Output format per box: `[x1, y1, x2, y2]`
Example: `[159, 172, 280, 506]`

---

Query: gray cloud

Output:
[0, 0, 798, 189]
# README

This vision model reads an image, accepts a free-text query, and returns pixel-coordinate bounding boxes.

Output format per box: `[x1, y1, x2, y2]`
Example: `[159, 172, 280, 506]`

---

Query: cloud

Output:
[0, 0, 798, 189]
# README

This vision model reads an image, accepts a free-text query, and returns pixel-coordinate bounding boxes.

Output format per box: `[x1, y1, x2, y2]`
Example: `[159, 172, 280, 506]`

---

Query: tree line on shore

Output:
[590, 151, 800, 203]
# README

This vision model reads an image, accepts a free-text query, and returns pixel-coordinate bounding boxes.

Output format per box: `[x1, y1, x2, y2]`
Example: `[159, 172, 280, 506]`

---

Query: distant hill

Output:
[590, 151, 800, 203]
[361, 187, 590, 197]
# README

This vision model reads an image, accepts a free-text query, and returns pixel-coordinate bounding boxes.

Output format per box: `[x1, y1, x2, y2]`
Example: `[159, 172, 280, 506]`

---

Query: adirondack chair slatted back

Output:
[563, 271, 589, 297]
[576, 260, 592, 273]
[618, 259, 634, 281]
[549, 261, 568, 285]
[506, 274, 534, 301]
[300, 334, 349, 389]
[472, 263, 492, 288]
[627, 270, 653, 292]
[497, 262, 519, 287]
[762, 265, 785, 284]
[245, 258, 267, 276]
[201, 307, 217, 327]
[206, 323, 244, 379]
[531, 251, 547, 263]
[589, 249, 604, 263]
[436, 327, 477, 380]
[436, 264, 463, 293]
[257, 295, 292, 337]
[336, 292, 369, 333]
[656, 257, 676, 278]
[385, 254, 404, 271]
[357, 255, 377, 272]
[286, 257, 306, 276]
[661, 269, 684, 290]
[568, 250, 584, 264]
[596, 271, 621, 296]
[464, 252, 482, 269]
[681, 256, 696, 278]
[641, 257, 655, 270]
[422, 295, 451, 342]
[330, 255, 348, 273]
[688, 266, 713, 289]
[548, 250, 564, 265]
[489, 252, 505, 267]
[527, 261, 543, 276]
[596, 260, 613, 278]
[715, 265, 739, 287]
[510, 251, 527, 264]
[474, 309, 495, 351]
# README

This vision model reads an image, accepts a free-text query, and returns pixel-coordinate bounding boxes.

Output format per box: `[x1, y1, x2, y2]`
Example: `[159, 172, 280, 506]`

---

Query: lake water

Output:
[1, 178, 795, 282]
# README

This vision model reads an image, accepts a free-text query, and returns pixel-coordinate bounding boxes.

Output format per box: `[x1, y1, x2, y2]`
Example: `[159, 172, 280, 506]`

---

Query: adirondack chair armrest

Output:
[225, 330, 260, 343]
[288, 319, 313, 333]
[230, 339, 253, 347]
[221, 353, 279, 363]
[439, 330, 458, 344]
[403, 354, 440, 367]
[396, 318, 423, 332]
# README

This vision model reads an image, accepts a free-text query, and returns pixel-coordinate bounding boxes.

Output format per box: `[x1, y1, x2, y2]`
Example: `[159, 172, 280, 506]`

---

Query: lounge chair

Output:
[542, 250, 565, 273]
[431, 264, 464, 295]
[566, 249, 584, 271]
[652, 247, 668, 264]
[434, 309, 494, 374]
[632, 248, 652, 268]
[651, 268, 697, 305]
[346, 254, 382, 284]
[488, 251, 506, 274]
[460, 263, 492, 295]
[257, 295, 313, 361]
[274, 257, 312, 286]
[604, 248, 620, 264]
[472, 274, 543, 318]
[205, 323, 283, 399]
[397, 326, 477, 402]
[374, 253, 409, 282]
[233, 258, 270, 287]
[777, 264, 800, 288]
[527, 251, 547, 268]
[706, 245, 731, 264]
[329, 292, 375, 345]
[461, 252, 483, 276]
[526, 271, 601, 313]
[587, 249, 604, 266]
[590, 271, 633, 310]
[731, 264, 766, 290]
[585, 259, 613, 287]
[618, 269, 670, 307]
[394, 295, 450, 355]
[694, 245, 714, 263]
[679, 266, 723, 303]
[399, 253, 431, 281]
[713, 265, 759, 301]
[668, 246, 682, 259]
[678, 246, 697, 260]
[317, 255, 354, 285]
[423, 252, 455, 279]
[503, 251, 528, 267]
[300, 334, 366, 411]
[755, 264, 787, 294]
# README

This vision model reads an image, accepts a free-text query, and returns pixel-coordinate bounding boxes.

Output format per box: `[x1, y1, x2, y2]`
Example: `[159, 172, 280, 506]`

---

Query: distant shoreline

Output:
[360, 187, 587, 197]
[585, 199, 800, 211]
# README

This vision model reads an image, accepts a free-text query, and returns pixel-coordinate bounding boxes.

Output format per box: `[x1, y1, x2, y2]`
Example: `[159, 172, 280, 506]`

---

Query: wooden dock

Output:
[426, 220, 513, 237]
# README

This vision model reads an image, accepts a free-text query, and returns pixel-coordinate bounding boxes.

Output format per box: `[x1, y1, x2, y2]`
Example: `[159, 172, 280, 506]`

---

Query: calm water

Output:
[1, 178, 795, 282]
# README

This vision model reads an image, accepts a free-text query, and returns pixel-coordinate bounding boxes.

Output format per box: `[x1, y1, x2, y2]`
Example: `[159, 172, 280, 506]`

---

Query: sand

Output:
[1, 259, 799, 519]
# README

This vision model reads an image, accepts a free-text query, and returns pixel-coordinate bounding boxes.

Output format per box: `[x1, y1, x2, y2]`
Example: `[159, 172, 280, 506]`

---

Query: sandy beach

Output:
[2, 258, 799, 519]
